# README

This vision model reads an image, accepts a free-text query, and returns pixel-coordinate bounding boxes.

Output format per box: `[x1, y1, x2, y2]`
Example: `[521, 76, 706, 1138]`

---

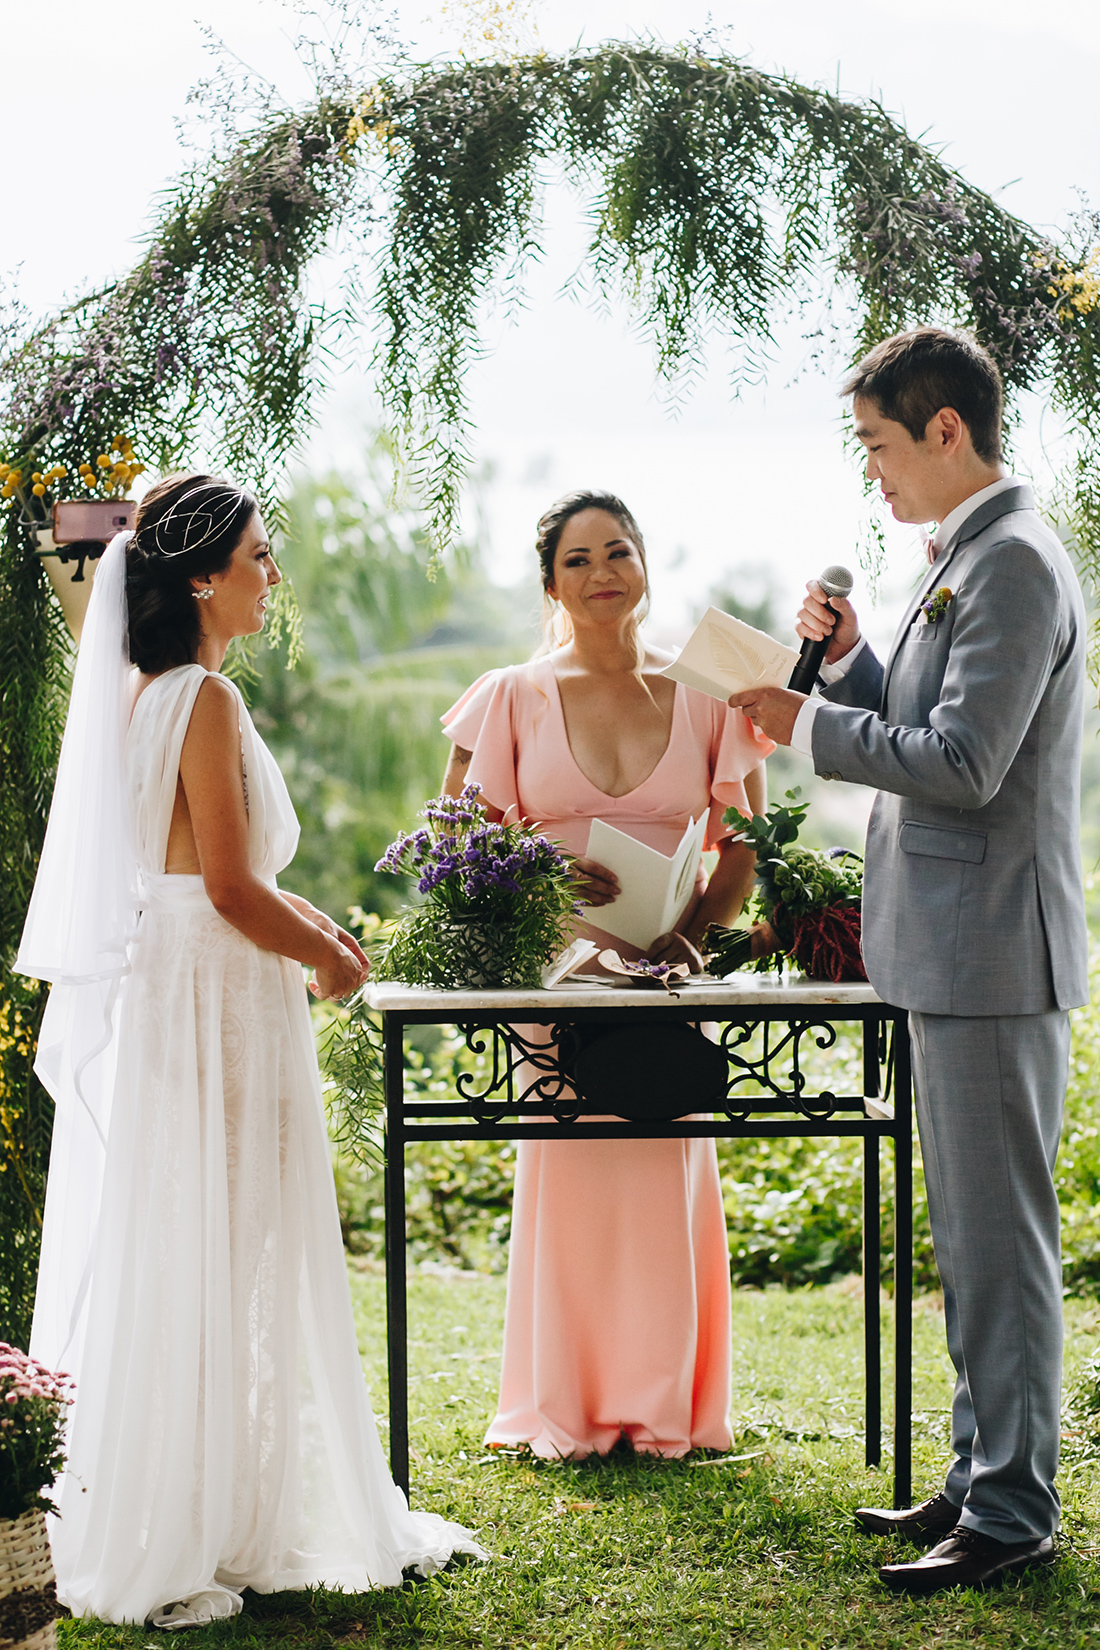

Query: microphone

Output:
[786, 565, 854, 694]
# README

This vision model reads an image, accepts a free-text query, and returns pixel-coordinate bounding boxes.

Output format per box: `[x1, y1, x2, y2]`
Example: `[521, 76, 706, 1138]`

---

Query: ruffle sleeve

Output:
[441, 668, 522, 822]
[705, 702, 774, 849]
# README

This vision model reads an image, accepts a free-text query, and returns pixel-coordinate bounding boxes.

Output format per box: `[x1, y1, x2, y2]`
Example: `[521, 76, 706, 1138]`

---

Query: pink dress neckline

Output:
[544, 658, 684, 802]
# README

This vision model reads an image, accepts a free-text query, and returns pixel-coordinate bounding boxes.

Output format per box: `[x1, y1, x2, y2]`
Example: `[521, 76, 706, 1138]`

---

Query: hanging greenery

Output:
[367, 46, 1100, 555]
[1, 36, 1098, 1341]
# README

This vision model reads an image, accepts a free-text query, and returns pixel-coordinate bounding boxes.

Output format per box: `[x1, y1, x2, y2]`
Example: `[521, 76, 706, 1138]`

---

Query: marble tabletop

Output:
[366, 974, 885, 1013]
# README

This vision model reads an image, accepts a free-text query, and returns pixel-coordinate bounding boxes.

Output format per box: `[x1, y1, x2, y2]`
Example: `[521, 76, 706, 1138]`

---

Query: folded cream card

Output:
[541, 937, 600, 987]
[585, 815, 707, 950]
[662, 606, 800, 701]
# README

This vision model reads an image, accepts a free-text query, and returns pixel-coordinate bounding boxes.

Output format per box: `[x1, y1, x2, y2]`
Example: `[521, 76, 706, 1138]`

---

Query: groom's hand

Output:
[729, 686, 807, 747]
[797, 579, 861, 665]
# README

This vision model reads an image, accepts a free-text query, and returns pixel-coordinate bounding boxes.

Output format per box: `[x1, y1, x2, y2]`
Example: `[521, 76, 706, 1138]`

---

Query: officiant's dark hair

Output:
[842, 327, 1003, 464]
[126, 474, 258, 672]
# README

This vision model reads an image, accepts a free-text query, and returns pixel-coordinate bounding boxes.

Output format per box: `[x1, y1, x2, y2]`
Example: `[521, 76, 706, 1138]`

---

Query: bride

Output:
[16, 474, 482, 1628]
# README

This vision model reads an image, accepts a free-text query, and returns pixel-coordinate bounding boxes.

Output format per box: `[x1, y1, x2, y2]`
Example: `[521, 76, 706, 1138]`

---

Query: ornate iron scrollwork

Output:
[453, 1021, 584, 1123]
[449, 1015, 853, 1125]
[718, 1018, 840, 1120]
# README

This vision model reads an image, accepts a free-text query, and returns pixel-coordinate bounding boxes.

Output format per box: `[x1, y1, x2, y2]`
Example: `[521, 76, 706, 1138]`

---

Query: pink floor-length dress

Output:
[442, 656, 773, 1458]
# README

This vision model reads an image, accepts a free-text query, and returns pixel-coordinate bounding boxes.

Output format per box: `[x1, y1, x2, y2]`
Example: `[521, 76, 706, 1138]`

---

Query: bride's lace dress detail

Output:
[49, 664, 482, 1626]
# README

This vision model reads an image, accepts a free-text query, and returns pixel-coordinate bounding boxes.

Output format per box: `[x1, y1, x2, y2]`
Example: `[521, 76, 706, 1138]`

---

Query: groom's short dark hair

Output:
[842, 327, 1003, 464]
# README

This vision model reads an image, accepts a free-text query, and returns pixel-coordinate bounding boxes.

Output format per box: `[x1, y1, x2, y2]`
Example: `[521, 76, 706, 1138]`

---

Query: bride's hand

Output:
[310, 937, 370, 1001]
[330, 923, 370, 973]
[573, 856, 620, 907]
[285, 894, 371, 984]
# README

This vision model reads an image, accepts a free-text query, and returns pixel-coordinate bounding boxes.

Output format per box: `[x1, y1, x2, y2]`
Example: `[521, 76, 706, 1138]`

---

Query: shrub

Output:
[0, 1344, 72, 1519]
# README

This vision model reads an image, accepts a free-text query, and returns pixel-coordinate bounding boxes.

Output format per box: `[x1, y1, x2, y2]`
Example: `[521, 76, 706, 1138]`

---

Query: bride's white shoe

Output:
[149, 1587, 243, 1631]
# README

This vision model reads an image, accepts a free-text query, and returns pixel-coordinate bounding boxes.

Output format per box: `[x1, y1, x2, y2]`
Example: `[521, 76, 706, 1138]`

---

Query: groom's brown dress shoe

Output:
[879, 1527, 1056, 1595]
[853, 1492, 961, 1542]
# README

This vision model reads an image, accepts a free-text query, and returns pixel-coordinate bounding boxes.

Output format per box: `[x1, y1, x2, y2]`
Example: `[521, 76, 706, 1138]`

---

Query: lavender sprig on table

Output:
[597, 949, 691, 994]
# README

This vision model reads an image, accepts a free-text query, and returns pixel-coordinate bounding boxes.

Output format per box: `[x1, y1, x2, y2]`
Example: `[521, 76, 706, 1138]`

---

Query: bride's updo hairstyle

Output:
[534, 489, 649, 651]
[126, 473, 258, 672]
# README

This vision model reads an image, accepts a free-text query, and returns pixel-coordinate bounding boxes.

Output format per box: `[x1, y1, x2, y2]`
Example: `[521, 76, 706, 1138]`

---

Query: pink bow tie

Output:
[922, 531, 939, 566]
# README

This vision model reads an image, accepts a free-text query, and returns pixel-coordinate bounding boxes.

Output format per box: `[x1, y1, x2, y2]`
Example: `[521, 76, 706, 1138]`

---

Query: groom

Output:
[731, 326, 1088, 1595]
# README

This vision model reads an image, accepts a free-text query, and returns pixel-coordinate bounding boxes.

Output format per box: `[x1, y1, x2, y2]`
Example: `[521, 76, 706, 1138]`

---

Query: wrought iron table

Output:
[367, 976, 913, 1505]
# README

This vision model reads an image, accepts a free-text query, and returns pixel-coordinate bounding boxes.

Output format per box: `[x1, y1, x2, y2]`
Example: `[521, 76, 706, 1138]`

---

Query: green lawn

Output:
[61, 1267, 1100, 1649]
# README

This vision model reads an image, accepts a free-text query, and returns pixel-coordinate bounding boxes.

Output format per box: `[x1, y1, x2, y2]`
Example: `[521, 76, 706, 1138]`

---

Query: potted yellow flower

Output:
[1, 436, 144, 640]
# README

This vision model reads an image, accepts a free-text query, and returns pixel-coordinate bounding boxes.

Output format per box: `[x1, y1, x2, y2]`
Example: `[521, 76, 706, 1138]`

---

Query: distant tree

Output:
[249, 442, 536, 919]
[700, 563, 786, 639]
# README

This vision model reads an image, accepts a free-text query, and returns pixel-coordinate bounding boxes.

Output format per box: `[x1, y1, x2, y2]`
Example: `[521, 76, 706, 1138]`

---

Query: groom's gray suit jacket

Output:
[812, 484, 1088, 1017]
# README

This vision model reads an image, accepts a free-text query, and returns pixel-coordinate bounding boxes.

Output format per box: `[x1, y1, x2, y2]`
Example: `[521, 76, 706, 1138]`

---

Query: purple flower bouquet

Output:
[374, 785, 581, 988]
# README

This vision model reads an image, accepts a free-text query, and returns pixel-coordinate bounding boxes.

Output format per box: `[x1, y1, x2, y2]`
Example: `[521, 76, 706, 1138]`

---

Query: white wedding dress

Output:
[41, 663, 481, 1626]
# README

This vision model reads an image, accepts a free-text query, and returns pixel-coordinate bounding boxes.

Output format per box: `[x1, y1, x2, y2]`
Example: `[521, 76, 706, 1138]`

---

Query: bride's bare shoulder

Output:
[184, 673, 240, 747]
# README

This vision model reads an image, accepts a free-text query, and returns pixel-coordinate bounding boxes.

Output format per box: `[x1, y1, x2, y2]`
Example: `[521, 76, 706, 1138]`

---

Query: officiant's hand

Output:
[728, 686, 806, 747]
[796, 579, 861, 665]
[647, 931, 705, 973]
[573, 856, 621, 907]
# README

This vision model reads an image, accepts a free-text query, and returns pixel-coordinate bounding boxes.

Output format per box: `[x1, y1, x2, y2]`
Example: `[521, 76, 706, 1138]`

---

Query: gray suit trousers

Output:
[909, 1009, 1068, 1542]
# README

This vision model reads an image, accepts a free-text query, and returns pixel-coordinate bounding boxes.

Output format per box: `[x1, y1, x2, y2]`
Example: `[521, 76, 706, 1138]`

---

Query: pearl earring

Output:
[192, 588, 214, 601]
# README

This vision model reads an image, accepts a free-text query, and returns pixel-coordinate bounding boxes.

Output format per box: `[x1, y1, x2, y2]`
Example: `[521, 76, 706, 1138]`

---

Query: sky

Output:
[4, 0, 1099, 664]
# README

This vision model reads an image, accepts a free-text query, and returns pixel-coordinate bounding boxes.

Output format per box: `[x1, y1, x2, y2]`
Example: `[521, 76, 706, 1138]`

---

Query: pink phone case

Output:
[53, 499, 135, 544]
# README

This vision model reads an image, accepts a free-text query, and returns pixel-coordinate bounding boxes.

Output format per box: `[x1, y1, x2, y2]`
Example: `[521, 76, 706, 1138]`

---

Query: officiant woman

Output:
[440, 489, 772, 1459]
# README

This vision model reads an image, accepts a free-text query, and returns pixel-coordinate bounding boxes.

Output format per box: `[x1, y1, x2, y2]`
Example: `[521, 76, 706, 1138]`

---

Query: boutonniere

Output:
[920, 586, 954, 624]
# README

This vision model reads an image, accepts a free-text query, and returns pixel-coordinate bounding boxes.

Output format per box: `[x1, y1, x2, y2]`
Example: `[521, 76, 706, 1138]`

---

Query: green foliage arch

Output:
[1, 39, 1099, 1340]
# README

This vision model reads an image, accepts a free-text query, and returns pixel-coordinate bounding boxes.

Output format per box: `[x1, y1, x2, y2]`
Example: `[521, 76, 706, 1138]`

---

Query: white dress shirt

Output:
[789, 475, 1019, 758]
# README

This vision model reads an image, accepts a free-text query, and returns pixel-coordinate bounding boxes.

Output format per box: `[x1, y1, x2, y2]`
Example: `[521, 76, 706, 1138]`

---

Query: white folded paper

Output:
[662, 606, 800, 701]
[585, 815, 707, 950]
[540, 937, 600, 988]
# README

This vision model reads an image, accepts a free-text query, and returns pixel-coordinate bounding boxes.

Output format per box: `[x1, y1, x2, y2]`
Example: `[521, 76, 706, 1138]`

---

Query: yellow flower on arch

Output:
[1048, 247, 1100, 321]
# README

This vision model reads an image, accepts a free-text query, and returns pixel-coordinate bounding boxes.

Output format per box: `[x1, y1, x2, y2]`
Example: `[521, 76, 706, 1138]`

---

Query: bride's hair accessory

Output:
[140, 482, 250, 559]
[192, 587, 214, 601]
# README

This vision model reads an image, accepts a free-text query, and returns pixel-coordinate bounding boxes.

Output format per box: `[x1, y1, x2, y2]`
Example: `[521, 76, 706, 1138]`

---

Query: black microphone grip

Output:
[787, 629, 831, 695]
[786, 565, 854, 695]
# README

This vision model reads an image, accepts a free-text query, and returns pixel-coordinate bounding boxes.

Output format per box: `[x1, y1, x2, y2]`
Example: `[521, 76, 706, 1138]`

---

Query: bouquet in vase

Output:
[374, 785, 580, 989]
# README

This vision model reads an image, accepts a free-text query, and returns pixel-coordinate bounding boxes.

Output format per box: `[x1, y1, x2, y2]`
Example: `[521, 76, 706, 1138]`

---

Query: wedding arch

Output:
[1, 40, 1098, 1339]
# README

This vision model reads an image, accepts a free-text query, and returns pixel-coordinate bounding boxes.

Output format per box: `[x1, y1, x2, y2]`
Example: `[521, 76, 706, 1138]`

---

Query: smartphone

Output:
[53, 499, 135, 544]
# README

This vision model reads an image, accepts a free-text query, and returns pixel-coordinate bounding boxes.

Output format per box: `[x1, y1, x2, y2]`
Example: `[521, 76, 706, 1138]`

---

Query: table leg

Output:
[862, 1018, 881, 1469]
[892, 1013, 914, 1508]
[383, 1012, 410, 1499]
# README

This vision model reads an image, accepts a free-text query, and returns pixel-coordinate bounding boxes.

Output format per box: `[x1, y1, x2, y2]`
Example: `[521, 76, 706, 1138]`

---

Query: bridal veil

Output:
[15, 531, 137, 1380]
